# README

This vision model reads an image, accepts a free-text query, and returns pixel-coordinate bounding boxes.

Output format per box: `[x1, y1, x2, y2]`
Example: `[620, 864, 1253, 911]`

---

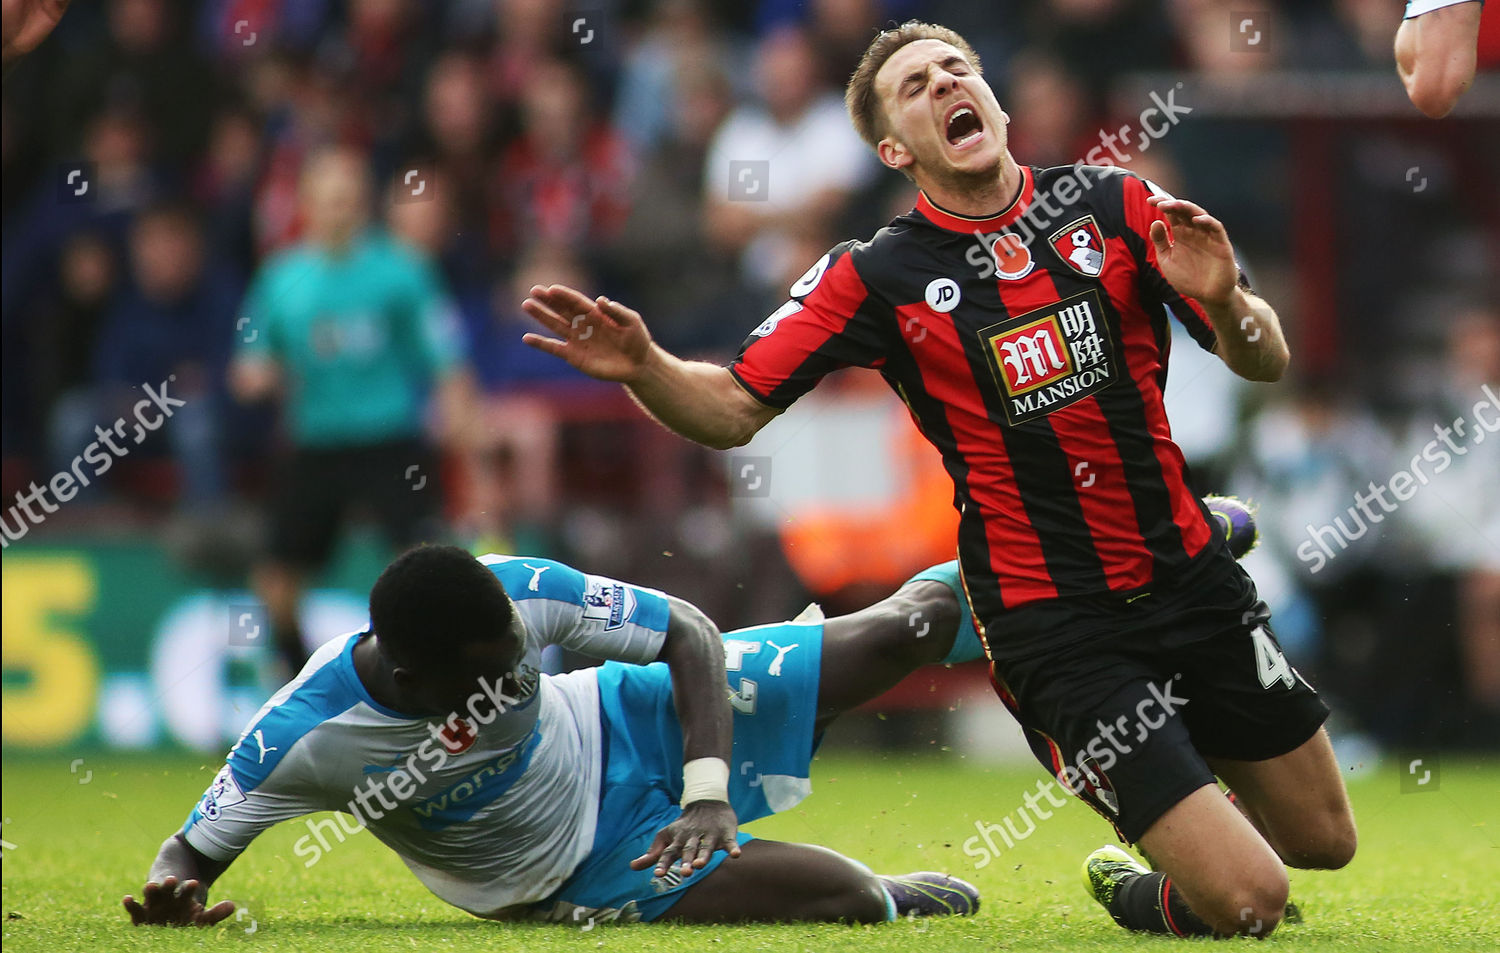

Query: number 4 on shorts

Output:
[1250, 624, 1296, 690]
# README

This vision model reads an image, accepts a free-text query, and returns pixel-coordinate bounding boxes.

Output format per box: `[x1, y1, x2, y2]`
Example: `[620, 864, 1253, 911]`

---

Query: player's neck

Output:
[917, 153, 1023, 220]
[352, 634, 416, 714]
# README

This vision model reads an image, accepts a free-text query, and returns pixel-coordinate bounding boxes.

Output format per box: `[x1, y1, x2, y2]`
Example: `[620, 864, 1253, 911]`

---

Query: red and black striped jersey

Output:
[730, 164, 1242, 637]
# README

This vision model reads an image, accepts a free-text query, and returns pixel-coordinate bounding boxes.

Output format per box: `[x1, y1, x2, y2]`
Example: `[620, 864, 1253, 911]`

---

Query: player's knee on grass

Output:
[1277, 811, 1357, 871]
[1190, 864, 1289, 937]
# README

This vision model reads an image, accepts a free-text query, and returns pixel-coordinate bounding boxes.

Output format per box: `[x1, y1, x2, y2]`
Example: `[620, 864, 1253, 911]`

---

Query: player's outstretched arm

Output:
[522, 284, 778, 449]
[1395, 1, 1483, 118]
[630, 595, 741, 879]
[122, 833, 236, 927]
[1147, 195, 1289, 382]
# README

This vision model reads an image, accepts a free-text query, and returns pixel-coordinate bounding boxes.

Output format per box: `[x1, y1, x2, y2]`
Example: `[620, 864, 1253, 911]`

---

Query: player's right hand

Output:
[122, 875, 236, 927]
[521, 284, 653, 383]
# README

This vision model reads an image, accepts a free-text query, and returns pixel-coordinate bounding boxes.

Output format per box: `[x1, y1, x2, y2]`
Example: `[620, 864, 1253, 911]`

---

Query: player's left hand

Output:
[630, 800, 741, 878]
[1146, 194, 1238, 308]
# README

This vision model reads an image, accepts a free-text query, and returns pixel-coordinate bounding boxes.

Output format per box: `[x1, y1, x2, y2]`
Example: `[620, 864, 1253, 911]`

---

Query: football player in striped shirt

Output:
[523, 21, 1353, 939]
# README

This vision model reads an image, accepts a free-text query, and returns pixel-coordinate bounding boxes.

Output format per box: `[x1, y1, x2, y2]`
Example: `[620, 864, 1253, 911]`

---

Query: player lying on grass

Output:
[125, 496, 1258, 929]
[125, 544, 992, 927]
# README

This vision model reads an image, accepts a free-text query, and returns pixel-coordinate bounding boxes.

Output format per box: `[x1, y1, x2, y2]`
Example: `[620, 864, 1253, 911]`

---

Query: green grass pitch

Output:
[3, 750, 1496, 951]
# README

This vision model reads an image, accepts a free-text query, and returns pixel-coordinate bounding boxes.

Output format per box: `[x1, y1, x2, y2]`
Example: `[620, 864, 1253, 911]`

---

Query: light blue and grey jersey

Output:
[181, 556, 670, 916]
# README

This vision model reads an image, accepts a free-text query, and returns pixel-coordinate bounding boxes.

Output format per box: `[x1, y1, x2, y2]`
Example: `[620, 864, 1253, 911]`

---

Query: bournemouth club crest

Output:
[1049, 216, 1106, 278]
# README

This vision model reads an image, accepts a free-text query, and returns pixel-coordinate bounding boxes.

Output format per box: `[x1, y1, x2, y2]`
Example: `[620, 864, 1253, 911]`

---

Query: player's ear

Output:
[878, 136, 913, 173]
[392, 666, 419, 695]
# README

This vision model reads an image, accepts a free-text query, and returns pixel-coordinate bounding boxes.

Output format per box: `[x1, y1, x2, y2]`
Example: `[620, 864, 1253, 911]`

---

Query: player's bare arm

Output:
[1147, 194, 1289, 383]
[631, 595, 741, 878]
[122, 834, 236, 927]
[1395, 1, 1484, 118]
[522, 284, 778, 449]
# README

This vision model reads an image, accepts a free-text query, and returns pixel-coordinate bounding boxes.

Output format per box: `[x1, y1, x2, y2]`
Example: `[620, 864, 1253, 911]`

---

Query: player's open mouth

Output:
[945, 103, 984, 148]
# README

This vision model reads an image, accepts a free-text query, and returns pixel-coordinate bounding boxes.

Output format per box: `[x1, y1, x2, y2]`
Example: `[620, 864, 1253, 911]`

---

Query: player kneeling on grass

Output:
[125, 544, 997, 927]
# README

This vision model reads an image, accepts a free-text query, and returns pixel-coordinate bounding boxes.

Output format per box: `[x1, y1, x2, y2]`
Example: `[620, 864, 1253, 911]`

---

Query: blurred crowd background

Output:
[2, 0, 1497, 754]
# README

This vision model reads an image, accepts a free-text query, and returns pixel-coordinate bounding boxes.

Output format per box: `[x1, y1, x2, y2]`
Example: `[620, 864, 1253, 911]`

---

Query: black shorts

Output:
[267, 438, 444, 569]
[985, 551, 1329, 844]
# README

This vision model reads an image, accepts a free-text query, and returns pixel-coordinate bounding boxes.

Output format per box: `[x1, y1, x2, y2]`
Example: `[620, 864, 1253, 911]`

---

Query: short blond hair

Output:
[844, 22, 984, 148]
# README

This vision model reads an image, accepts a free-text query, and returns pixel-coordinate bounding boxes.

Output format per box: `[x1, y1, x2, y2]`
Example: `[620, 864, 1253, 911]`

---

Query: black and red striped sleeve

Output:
[1119, 174, 1254, 354]
[728, 242, 889, 409]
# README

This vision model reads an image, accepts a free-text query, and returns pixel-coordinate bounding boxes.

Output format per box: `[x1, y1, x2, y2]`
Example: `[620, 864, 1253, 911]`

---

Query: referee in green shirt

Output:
[231, 146, 477, 674]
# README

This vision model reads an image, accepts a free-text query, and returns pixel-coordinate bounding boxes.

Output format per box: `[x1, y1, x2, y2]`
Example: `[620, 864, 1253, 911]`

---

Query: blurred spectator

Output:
[230, 145, 477, 675]
[3, 105, 162, 331]
[43, 0, 219, 164]
[190, 106, 264, 269]
[607, 49, 749, 353]
[486, 0, 568, 109]
[805, 0, 888, 88]
[491, 57, 633, 256]
[1399, 308, 1500, 743]
[612, 0, 732, 153]
[404, 50, 497, 258]
[249, 58, 371, 254]
[195, 0, 334, 61]
[79, 202, 241, 504]
[703, 24, 874, 292]
[1167, 0, 1284, 74]
[1235, 380, 1397, 710]
[4, 232, 117, 456]
[1003, 50, 1097, 168]
[1028, 0, 1175, 106]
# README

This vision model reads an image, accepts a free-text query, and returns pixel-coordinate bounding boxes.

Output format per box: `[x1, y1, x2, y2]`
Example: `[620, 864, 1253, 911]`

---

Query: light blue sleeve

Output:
[479, 554, 671, 663]
[180, 659, 353, 860]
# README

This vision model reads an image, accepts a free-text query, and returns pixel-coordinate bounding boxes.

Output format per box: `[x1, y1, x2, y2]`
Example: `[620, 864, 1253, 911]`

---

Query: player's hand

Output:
[122, 875, 236, 927]
[1146, 194, 1238, 308]
[521, 285, 653, 384]
[1, 0, 69, 66]
[630, 800, 741, 878]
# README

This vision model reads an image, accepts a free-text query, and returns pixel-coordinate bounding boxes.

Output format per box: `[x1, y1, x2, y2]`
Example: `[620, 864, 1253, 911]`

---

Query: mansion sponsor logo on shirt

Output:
[982, 290, 1117, 425]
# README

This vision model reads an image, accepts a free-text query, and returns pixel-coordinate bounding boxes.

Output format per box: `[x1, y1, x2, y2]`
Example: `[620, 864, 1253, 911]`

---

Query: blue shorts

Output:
[533, 619, 823, 923]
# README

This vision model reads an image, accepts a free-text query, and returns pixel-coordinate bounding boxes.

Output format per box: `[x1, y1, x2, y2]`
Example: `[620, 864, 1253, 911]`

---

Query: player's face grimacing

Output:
[873, 39, 1008, 187]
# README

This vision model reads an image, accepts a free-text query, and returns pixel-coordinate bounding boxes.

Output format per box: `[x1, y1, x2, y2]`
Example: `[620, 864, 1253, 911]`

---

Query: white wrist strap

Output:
[680, 757, 730, 806]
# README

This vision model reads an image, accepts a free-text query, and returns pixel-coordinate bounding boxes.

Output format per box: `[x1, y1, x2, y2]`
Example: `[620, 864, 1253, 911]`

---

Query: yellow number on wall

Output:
[2, 557, 100, 746]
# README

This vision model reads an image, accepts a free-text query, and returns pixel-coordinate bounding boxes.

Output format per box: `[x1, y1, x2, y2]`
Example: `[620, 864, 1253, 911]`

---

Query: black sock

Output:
[1108, 871, 1213, 937]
